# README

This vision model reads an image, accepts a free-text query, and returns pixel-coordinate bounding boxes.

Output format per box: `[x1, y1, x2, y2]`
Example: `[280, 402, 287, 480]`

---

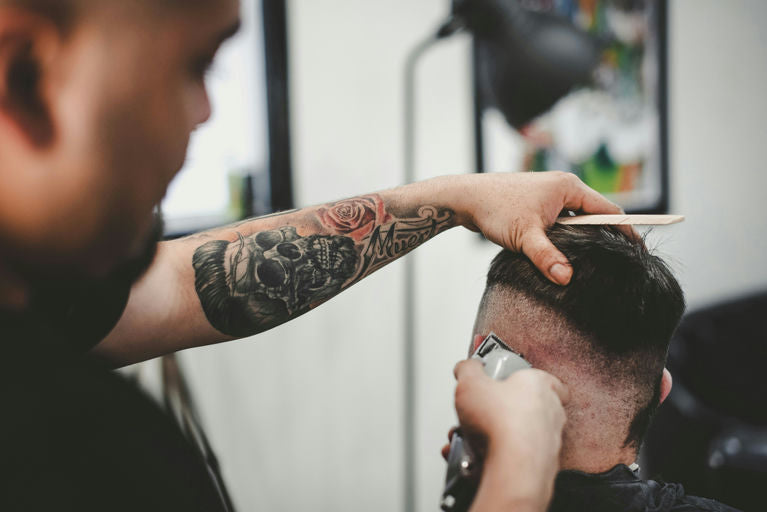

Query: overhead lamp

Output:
[445, 0, 605, 129]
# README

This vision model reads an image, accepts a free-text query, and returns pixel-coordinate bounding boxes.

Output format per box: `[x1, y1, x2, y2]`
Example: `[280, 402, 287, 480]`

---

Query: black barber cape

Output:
[549, 464, 741, 512]
[0, 274, 227, 511]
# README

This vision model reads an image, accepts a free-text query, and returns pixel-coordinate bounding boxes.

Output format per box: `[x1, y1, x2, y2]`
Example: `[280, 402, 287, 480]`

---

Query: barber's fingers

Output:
[508, 368, 570, 406]
[562, 175, 623, 215]
[519, 227, 572, 285]
[603, 222, 641, 242]
[440, 426, 459, 461]
[562, 177, 639, 240]
[526, 174, 633, 285]
[542, 371, 570, 406]
[453, 358, 484, 380]
[455, 360, 570, 406]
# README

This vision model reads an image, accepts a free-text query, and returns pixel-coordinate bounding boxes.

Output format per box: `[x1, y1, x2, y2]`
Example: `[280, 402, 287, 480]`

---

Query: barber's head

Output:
[0, 0, 239, 280]
[473, 225, 685, 465]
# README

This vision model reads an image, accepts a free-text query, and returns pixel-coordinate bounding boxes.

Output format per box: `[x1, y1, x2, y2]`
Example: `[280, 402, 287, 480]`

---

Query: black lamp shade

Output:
[455, 0, 604, 129]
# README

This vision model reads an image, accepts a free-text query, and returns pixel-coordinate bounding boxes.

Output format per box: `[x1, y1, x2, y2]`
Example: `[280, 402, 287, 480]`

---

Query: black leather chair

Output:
[641, 291, 767, 512]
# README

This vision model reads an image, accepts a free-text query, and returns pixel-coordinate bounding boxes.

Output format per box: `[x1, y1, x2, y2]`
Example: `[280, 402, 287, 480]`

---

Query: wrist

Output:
[427, 174, 480, 230]
[471, 435, 554, 512]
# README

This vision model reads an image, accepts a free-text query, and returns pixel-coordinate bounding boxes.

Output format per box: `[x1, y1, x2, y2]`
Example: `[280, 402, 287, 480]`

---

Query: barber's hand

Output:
[440, 171, 628, 285]
[449, 360, 570, 511]
[452, 359, 569, 461]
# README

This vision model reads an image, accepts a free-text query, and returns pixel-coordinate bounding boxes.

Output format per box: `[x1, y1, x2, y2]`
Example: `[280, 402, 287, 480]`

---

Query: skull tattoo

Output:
[193, 226, 357, 337]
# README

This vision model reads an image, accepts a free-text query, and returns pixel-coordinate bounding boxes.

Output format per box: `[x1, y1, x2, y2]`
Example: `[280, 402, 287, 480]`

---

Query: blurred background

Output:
[138, 0, 767, 510]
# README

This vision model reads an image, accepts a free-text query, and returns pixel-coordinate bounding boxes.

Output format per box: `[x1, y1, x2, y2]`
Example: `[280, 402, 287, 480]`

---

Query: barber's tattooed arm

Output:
[192, 195, 454, 337]
[96, 172, 623, 366]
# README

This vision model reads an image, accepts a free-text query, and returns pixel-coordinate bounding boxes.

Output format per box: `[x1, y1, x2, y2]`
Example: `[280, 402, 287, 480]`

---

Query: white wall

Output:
[660, 0, 767, 309]
[164, 0, 267, 222]
[183, 1, 767, 511]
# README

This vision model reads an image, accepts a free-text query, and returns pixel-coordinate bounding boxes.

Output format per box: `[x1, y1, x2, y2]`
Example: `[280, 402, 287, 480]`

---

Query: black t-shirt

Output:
[0, 274, 228, 511]
[549, 464, 742, 512]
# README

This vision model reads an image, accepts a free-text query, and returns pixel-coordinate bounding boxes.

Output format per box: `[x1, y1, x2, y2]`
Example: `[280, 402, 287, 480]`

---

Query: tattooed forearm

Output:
[193, 195, 454, 337]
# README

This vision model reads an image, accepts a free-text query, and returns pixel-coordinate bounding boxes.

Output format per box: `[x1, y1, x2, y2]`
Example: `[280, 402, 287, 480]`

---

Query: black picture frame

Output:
[263, 0, 294, 214]
[473, 0, 669, 214]
[164, 0, 293, 239]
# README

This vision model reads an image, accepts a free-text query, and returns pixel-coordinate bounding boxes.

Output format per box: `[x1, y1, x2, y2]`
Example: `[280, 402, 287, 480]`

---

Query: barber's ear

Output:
[659, 367, 672, 405]
[0, 9, 60, 147]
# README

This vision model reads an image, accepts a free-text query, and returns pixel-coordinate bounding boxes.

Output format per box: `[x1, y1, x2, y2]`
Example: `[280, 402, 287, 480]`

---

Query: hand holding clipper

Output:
[440, 333, 532, 512]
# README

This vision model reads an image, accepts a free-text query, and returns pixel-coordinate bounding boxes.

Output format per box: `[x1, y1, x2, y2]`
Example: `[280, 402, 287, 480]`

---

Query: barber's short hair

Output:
[482, 225, 685, 449]
[2, 0, 202, 32]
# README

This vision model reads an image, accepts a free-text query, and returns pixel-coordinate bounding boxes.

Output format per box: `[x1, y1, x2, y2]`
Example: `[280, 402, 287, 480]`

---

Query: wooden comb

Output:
[556, 214, 685, 226]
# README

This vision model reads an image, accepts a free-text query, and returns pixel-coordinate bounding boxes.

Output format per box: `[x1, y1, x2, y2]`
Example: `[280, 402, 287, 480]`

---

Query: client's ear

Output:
[659, 367, 673, 404]
[0, 9, 59, 147]
[471, 333, 485, 353]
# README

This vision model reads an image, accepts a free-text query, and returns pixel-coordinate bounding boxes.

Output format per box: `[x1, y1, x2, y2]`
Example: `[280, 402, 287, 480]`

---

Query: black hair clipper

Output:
[440, 333, 532, 512]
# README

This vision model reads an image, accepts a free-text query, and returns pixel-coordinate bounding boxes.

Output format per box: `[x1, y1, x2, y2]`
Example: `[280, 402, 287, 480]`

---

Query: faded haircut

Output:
[480, 224, 685, 449]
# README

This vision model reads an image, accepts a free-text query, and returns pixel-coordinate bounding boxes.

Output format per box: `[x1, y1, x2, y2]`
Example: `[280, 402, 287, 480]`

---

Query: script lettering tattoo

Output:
[193, 195, 454, 337]
[354, 205, 453, 279]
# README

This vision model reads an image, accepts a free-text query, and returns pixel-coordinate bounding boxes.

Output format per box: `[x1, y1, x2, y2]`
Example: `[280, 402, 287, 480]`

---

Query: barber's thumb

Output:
[521, 231, 572, 285]
[453, 359, 484, 380]
[549, 376, 571, 406]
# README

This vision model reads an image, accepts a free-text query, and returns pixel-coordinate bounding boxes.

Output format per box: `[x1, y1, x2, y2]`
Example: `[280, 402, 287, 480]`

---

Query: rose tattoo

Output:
[316, 195, 392, 241]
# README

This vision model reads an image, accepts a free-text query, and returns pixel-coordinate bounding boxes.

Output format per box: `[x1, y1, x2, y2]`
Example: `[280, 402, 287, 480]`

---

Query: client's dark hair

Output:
[483, 225, 685, 449]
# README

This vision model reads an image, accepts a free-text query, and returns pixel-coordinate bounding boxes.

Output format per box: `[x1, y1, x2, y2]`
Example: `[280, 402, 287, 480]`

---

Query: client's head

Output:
[472, 224, 685, 472]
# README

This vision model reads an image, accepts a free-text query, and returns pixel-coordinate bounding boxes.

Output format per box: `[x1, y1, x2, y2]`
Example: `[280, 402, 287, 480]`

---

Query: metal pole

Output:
[403, 34, 439, 512]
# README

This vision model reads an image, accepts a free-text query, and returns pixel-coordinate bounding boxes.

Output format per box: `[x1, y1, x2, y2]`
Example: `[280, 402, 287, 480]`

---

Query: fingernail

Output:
[550, 263, 571, 284]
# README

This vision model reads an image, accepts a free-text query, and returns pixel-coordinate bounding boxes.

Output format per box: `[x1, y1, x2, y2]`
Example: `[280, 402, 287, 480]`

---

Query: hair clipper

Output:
[440, 333, 532, 512]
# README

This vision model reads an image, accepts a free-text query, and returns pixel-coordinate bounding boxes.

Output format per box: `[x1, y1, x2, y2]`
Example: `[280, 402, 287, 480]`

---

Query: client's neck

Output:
[558, 385, 638, 474]
[559, 427, 637, 474]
